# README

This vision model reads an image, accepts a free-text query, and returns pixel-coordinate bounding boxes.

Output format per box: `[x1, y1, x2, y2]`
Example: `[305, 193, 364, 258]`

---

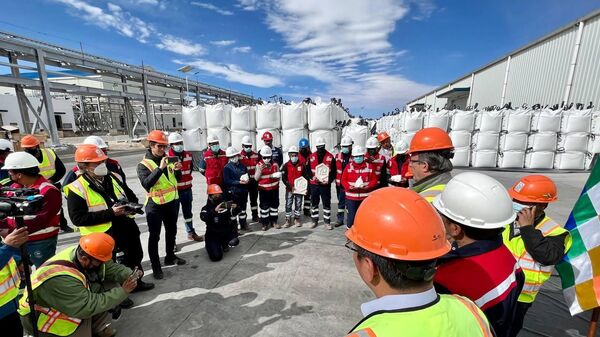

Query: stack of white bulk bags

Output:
[281, 102, 309, 162]
[308, 102, 338, 151]
[182, 128, 207, 152]
[256, 103, 282, 149]
[450, 110, 475, 133]
[205, 103, 232, 148]
[527, 109, 561, 168]
[555, 109, 592, 170]
[230, 105, 257, 151]
[342, 123, 369, 149]
[309, 129, 337, 152]
[398, 112, 423, 147]
[425, 110, 452, 131]
[448, 110, 474, 167]
[182, 105, 207, 153]
[472, 111, 502, 167]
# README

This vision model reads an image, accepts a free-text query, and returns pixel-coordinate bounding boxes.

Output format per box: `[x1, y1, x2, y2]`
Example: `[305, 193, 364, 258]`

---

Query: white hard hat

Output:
[366, 137, 379, 149]
[0, 139, 14, 152]
[432, 172, 516, 229]
[168, 132, 183, 144]
[4, 152, 39, 170]
[315, 137, 326, 147]
[207, 134, 220, 144]
[241, 135, 253, 146]
[83, 135, 108, 149]
[395, 140, 409, 154]
[288, 145, 299, 153]
[260, 146, 272, 157]
[351, 145, 365, 157]
[226, 146, 240, 157]
[340, 136, 353, 146]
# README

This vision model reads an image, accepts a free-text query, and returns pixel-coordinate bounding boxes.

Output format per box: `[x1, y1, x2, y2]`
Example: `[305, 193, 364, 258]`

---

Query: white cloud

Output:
[233, 46, 252, 53]
[237, 0, 260, 11]
[191, 2, 234, 15]
[156, 35, 205, 56]
[176, 59, 283, 88]
[210, 40, 236, 46]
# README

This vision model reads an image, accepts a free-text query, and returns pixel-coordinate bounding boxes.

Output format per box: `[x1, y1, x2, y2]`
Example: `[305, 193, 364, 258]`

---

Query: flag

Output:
[556, 159, 600, 315]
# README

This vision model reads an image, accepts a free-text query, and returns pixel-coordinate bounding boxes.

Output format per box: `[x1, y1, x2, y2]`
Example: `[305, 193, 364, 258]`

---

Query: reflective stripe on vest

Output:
[502, 216, 572, 303]
[0, 257, 20, 307]
[473, 261, 519, 309]
[140, 159, 179, 205]
[345, 192, 370, 198]
[419, 184, 446, 203]
[38, 148, 57, 179]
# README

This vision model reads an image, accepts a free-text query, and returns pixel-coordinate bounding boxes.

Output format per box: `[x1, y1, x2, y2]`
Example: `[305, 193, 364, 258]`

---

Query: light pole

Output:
[177, 65, 195, 105]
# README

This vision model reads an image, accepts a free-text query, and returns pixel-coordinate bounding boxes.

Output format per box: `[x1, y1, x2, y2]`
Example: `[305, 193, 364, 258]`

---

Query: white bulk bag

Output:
[554, 151, 586, 170]
[281, 102, 308, 130]
[402, 112, 424, 133]
[476, 111, 503, 133]
[472, 132, 499, 151]
[471, 150, 498, 168]
[500, 132, 528, 151]
[230, 106, 256, 131]
[528, 132, 557, 152]
[205, 103, 232, 129]
[426, 110, 451, 131]
[207, 128, 231, 148]
[558, 133, 589, 152]
[589, 135, 600, 154]
[591, 111, 600, 134]
[449, 131, 472, 149]
[182, 106, 206, 130]
[342, 124, 369, 149]
[256, 103, 281, 130]
[182, 128, 207, 151]
[451, 148, 471, 167]
[503, 109, 532, 133]
[309, 130, 336, 152]
[525, 151, 555, 169]
[308, 103, 336, 131]
[498, 151, 525, 168]
[282, 128, 309, 153]
[231, 130, 257, 151]
[400, 132, 417, 146]
[392, 115, 404, 131]
[256, 128, 282, 148]
[561, 109, 592, 133]
[450, 110, 475, 132]
[531, 109, 562, 132]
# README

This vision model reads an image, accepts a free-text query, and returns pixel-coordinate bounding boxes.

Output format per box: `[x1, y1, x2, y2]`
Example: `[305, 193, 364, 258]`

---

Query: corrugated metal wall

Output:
[570, 15, 600, 105]
[505, 27, 576, 106]
[470, 60, 506, 107]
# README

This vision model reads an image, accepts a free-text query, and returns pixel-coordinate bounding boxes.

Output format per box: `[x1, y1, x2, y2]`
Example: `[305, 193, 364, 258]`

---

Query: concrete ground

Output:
[54, 149, 594, 337]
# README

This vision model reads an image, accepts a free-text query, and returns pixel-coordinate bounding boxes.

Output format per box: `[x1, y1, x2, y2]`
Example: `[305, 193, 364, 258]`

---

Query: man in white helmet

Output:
[387, 140, 410, 187]
[239, 135, 260, 222]
[0, 139, 14, 186]
[305, 137, 336, 229]
[335, 136, 353, 227]
[223, 146, 250, 232]
[199, 134, 227, 187]
[365, 136, 387, 189]
[255, 146, 281, 230]
[432, 172, 524, 337]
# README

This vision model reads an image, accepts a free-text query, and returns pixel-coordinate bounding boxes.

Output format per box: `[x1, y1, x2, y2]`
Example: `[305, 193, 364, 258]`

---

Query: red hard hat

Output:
[261, 131, 273, 141]
[509, 175, 558, 203]
[21, 135, 40, 148]
[147, 130, 168, 145]
[207, 184, 223, 195]
[408, 127, 454, 154]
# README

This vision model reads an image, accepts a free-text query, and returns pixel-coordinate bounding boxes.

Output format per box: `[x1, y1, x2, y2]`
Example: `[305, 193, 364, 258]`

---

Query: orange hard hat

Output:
[147, 130, 168, 145]
[377, 132, 390, 143]
[207, 184, 223, 195]
[79, 232, 115, 262]
[21, 135, 40, 148]
[408, 127, 453, 154]
[74, 144, 108, 163]
[346, 187, 451, 261]
[509, 175, 558, 203]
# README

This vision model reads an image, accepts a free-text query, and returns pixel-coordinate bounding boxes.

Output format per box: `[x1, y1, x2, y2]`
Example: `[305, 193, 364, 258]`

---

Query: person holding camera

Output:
[0, 152, 62, 267]
[137, 130, 184, 280]
[0, 226, 28, 337]
[19, 233, 138, 337]
[200, 184, 239, 262]
[66, 144, 154, 295]
[0, 139, 14, 186]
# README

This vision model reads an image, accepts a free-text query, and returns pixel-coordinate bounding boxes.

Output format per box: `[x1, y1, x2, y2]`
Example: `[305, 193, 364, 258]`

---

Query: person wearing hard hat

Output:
[200, 184, 239, 262]
[504, 175, 572, 337]
[199, 134, 228, 187]
[137, 130, 185, 280]
[0, 152, 62, 267]
[223, 146, 251, 232]
[335, 136, 353, 227]
[298, 138, 312, 217]
[19, 233, 139, 337]
[255, 146, 281, 231]
[377, 131, 394, 161]
[0, 226, 28, 337]
[365, 136, 387, 188]
[305, 137, 337, 229]
[341, 145, 377, 229]
[345, 187, 494, 337]
[281, 145, 307, 227]
[168, 132, 203, 242]
[432, 172, 525, 337]
[261, 131, 283, 167]
[239, 135, 260, 222]
[0, 139, 14, 186]
[408, 127, 454, 202]
[387, 140, 410, 187]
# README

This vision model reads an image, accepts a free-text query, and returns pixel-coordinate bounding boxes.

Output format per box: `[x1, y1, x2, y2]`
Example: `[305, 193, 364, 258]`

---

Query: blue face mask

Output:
[353, 156, 364, 164]
[210, 144, 220, 152]
[512, 202, 527, 213]
[341, 147, 350, 154]
[290, 156, 298, 164]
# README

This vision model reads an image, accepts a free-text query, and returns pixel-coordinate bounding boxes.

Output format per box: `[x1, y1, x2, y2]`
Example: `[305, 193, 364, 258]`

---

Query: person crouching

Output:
[200, 184, 240, 262]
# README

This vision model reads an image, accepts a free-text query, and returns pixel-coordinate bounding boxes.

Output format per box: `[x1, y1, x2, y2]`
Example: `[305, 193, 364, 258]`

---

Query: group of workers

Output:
[0, 124, 573, 337]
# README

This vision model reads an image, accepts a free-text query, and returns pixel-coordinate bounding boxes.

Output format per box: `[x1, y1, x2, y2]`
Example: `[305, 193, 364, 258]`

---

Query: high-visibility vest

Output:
[419, 184, 446, 203]
[257, 161, 280, 190]
[65, 175, 126, 235]
[38, 148, 57, 180]
[503, 216, 572, 303]
[18, 247, 87, 336]
[139, 159, 178, 205]
[168, 149, 193, 190]
[0, 256, 20, 307]
[346, 294, 493, 337]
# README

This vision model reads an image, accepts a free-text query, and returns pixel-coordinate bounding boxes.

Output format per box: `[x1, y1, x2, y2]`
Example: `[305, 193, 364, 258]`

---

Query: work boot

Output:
[152, 266, 164, 280]
[283, 218, 292, 228]
[295, 218, 302, 227]
[119, 297, 134, 309]
[133, 279, 155, 293]
[240, 224, 252, 232]
[335, 221, 344, 228]
[326, 224, 334, 230]
[310, 221, 318, 229]
[188, 233, 204, 242]
[262, 224, 268, 231]
[96, 324, 117, 337]
[164, 255, 186, 266]
[273, 222, 282, 229]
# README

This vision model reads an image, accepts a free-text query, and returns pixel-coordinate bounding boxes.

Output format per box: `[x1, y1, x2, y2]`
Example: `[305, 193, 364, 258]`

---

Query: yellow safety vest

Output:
[64, 175, 126, 235]
[18, 247, 87, 336]
[503, 216, 572, 303]
[346, 294, 493, 337]
[0, 256, 20, 307]
[139, 159, 178, 205]
[39, 148, 57, 180]
[419, 184, 446, 203]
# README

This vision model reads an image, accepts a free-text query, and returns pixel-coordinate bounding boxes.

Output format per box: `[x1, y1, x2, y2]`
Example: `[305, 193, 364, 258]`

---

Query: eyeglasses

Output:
[409, 159, 423, 164]
[155, 144, 167, 149]
[345, 240, 359, 253]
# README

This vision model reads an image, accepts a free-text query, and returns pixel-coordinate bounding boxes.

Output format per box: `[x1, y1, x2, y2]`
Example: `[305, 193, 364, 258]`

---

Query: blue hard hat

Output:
[299, 138, 309, 148]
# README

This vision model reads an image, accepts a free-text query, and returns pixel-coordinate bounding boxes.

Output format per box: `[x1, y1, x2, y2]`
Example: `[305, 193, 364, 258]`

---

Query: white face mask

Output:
[512, 202, 527, 213]
[230, 156, 239, 164]
[173, 145, 184, 153]
[93, 163, 108, 176]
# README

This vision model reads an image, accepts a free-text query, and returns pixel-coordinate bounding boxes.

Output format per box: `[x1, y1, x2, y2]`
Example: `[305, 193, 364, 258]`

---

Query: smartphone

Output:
[166, 156, 179, 164]
[129, 267, 140, 279]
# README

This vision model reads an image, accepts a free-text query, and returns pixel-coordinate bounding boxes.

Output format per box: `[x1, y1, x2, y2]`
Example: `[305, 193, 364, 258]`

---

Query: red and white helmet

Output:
[261, 131, 273, 141]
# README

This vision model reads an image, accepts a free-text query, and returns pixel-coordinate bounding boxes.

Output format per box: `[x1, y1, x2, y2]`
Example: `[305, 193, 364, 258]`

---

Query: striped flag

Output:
[556, 159, 600, 315]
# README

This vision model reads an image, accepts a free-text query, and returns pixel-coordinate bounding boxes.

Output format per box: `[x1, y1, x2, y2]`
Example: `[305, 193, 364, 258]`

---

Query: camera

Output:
[115, 199, 144, 215]
[0, 187, 44, 221]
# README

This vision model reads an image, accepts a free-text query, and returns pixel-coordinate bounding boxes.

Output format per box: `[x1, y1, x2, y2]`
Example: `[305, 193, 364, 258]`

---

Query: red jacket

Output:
[335, 153, 351, 186]
[281, 158, 306, 191]
[341, 161, 377, 200]
[169, 149, 193, 190]
[308, 151, 335, 186]
[257, 160, 280, 191]
[201, 149, 227, 186]
[240, 150, 259, 176]
[366, 152, 386, 179]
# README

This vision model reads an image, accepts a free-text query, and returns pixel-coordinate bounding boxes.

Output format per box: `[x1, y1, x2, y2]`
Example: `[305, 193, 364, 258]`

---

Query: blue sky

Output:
[0, 0, 598, 117]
